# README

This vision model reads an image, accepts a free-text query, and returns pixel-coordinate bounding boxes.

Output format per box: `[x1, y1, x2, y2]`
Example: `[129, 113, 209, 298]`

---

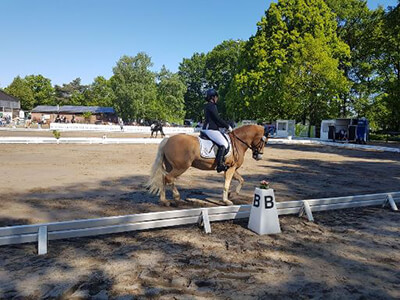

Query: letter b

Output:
[264, 196, 274, 209]
[253, 194, 260, 207]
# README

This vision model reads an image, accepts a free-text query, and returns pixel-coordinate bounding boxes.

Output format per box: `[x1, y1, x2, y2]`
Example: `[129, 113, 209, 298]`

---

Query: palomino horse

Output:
[148, 125, 267, 206]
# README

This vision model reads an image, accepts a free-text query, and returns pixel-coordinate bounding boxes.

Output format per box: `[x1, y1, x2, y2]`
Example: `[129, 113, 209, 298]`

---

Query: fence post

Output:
[38, 226, 48, 255]
[200, 209, 211, 234]
[383, 194, 398, 211]
[299, 200, 314, 222]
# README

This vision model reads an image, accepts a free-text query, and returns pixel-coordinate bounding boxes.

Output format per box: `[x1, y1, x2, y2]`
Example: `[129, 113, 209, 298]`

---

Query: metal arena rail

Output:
[0, 136, 399, 153]
[0, 191, 398, 255]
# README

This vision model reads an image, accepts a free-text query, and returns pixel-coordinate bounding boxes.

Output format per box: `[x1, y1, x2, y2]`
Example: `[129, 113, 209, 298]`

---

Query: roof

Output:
[0, 90, 20, 102]
[32, 106, 58, 113]
[32, 105, 115, 114]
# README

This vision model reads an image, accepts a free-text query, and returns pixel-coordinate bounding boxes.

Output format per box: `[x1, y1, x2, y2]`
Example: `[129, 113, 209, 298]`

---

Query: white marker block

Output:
[248, 188, 281, 235]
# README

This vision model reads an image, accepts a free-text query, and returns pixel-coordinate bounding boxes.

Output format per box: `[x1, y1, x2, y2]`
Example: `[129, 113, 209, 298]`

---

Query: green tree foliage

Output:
[5, 75, 55, 109]
[25, 75, 56, 106]
[54, 78, 88, 105]
[85, 76, 115, 107]
[325, 0, 376, 117]
[5, 76, 35, 110]
[179, 40, 243, 121]
[376, 4, 400, 131]
[204, 40, 244, 118]
[227, 0, 349, 126]
[111, 53, 158, 121]
[156, 66, 186, 123]
[178, 53, 207, 121]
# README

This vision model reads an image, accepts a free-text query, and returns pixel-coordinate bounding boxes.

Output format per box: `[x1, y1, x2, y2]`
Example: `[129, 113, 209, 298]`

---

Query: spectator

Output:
[118, 117, 124, 131]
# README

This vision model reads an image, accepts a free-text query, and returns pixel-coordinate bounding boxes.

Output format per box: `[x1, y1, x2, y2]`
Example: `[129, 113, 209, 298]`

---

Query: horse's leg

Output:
[165, 167, 188, 203]
[159, 179, 168, 206]
[222, 167, 236, 205]
[233, 170, 244, 195]
[171, 183, 181, 202]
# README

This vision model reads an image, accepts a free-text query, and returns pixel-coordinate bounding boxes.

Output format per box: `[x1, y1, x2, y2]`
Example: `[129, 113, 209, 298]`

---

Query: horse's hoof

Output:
[223, 200, 234, 206]
[160, 200, 170, 207]
[171, 199, 184, 207]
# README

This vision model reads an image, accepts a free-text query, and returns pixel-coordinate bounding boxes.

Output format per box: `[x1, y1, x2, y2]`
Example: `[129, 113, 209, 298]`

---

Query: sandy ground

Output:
[0, 134, 399, 299]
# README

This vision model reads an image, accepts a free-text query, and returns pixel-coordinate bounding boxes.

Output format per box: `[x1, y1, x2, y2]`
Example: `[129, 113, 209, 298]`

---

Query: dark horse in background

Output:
[150, 121, 165, 138]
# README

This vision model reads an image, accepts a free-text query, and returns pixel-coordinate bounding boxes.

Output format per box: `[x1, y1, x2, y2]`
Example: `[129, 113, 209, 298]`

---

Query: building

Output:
[0, 90, 21, 118]
[31, 105, 118, 124]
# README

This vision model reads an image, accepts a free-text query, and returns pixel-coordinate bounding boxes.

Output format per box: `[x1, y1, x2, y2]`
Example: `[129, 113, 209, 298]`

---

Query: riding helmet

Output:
[205, 88, 218, 101]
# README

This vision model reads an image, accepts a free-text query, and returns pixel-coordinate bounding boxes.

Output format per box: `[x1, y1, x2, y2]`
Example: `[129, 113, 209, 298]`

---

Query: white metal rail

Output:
[1, 136, 400, 153]
[0, 192, 398, 255]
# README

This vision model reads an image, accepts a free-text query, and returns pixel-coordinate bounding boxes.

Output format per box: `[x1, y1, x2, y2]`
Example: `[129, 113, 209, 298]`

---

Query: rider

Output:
[202, 88, 233, 173]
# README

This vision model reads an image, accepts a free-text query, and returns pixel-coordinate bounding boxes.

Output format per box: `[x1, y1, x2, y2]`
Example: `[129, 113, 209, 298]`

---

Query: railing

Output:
[49, 123, 195, 134]
[0, 191, 398, 255]
[0, 137, 163, 144]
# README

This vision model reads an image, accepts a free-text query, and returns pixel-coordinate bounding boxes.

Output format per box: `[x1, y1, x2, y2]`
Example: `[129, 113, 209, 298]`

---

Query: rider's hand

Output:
[227, 126, 233, 133]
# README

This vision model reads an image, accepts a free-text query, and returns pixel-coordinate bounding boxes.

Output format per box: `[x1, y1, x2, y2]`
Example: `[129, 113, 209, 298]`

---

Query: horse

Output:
[147, 125, 267, 206]
[150, 122, 165, 138]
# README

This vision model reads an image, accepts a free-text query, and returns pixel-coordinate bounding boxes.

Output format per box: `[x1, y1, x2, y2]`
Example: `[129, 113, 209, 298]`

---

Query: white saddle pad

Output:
[198, 134, 232, 159]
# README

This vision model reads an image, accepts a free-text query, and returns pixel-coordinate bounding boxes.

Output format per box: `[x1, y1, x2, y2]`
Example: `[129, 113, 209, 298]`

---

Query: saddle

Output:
[198, 131, 232, 159]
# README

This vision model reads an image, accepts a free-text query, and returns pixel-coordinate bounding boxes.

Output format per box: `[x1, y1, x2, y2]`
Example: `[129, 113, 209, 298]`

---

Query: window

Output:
[278, 122, 287, 131]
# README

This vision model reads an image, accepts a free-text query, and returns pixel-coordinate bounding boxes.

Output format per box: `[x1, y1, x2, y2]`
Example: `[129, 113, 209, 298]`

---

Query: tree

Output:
[227, 0, 349, 127]
[5, 76, 35, 110]
[205, 40, 244, 118]
[325, 0, 376, 117]
[25, 75, 56, 107]
[156, 66, 186, 123]
[111, 53, 157, 121]
[54, 78, 88, 105]
[178, 53, 207, 121]
[376, 3, 400, 131]
[85, 76, 115, 107]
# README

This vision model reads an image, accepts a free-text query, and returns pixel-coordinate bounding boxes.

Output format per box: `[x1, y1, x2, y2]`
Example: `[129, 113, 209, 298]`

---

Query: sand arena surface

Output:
[0, 133, 399, 299]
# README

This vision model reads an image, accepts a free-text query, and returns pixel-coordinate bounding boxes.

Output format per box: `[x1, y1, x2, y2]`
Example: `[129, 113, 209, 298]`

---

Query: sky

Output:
[0, 0, 398, 88]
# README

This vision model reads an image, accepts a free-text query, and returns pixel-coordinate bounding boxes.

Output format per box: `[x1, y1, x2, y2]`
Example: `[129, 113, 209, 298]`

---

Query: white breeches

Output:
[202, 130, 229, 148]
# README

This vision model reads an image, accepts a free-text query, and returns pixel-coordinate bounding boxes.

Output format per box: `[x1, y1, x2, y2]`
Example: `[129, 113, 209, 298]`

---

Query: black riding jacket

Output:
[202, 101, 230, 130]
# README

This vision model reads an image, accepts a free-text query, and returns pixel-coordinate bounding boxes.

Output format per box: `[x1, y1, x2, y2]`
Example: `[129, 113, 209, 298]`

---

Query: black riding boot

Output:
[216, 146, 228, 173]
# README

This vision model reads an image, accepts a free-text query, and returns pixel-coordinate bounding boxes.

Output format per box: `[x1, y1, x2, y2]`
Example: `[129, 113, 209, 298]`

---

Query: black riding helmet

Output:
[205, 88, 218, 101]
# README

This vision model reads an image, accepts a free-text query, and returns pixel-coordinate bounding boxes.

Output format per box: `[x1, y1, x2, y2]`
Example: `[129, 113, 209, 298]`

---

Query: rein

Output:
[230, 131, 264, 154]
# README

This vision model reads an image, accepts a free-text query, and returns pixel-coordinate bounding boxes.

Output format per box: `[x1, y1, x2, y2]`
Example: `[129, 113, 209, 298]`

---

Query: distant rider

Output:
[202, 88, 232, 173]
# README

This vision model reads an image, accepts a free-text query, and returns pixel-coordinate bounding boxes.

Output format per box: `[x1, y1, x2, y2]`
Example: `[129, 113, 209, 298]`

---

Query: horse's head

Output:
[232, 125, 267, 161]
[250, 125, 268, 160]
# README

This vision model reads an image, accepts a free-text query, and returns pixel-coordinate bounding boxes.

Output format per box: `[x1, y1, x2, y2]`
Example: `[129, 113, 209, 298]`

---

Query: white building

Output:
[0, 90, 21, 118]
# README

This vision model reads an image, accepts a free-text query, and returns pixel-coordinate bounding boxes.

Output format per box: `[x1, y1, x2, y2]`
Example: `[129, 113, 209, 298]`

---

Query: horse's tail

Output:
[147, 137, 169, 195]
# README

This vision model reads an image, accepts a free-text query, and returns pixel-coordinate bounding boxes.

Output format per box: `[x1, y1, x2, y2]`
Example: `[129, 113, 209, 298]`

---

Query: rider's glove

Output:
[227, 126, 233, 133]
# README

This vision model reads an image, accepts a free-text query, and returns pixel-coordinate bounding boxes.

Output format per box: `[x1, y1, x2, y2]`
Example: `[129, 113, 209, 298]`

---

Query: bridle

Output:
[230, 131, 267, 160]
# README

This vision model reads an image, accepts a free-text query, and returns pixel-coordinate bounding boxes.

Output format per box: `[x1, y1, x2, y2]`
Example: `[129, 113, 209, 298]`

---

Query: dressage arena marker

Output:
[0, 191, 398, 255]
[248, 188, 281, 235]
